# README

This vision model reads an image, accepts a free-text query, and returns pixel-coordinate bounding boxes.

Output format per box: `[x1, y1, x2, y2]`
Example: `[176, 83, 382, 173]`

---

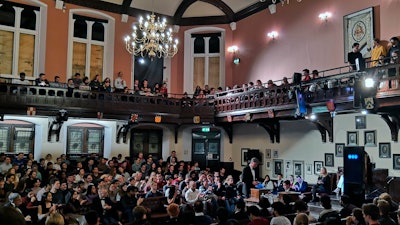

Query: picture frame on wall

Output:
[379, 143, 391, 158]
[273, 159, 283, 178]
[347, 131, 358, 146]
[241, 148, 249, 166]
[355, 115, 366, 129]
[265, 160, 271, 171]
[364, 130, 376, 147]
[393, 154, 400, 170]
[285, 160, 292, 177]
[306, 164, 313, 175]
[343, 7, 374, 62]
[314, 161, 323, 174]
[335, 143, 345, 157]
[325, 153, 334, 167]
[265, 149, 272, 159]
[293, 160, 304, 178]
[273, 149, 279, 158]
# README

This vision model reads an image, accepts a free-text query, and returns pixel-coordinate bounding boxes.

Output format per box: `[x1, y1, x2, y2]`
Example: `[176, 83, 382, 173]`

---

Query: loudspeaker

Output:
[293, 72, 302, 85]
[344, 146, 368, 207]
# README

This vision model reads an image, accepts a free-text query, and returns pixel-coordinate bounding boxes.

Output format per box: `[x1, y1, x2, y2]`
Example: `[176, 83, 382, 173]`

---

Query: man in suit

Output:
[294, 175, 308, 193]
[241, 157, 260, 198]
[92, 188, 119, 225]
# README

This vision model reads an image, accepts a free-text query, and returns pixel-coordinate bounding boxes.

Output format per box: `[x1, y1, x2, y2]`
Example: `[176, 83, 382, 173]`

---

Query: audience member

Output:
[348, 43, 363, 71]
[377, 200, 397, 225]
[270, 202, 290, 225]
[362, 203, 380, 225]
[371, 38, 387, 66]
[318, 195, 339, 223]
[345, 208, 365, 225]
[387, 37, 400, 60]
[294, 213, 309, 225]
[339, 195, 357, 218]
[247, 205, 269, 225]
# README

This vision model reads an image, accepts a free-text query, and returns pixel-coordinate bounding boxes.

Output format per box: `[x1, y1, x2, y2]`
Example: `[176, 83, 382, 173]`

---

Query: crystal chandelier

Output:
[124, 13, 178, 58]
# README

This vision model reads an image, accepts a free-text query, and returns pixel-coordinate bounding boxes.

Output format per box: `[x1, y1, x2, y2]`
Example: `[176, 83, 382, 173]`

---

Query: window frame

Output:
[0, 0, 46, 78]
[0, 123, 35, 155]
[66, 126, 104, 157]
[67, 9, 115, 84]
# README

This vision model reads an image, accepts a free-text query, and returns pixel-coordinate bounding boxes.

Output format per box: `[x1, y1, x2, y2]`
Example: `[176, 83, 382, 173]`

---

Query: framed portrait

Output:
[265, 149, 272, 159]
[379, 143, 391, 158]
[335, 143, 345, 157]
[265, 160, 271, 171]
[293, 161, 304, 178]
[325, 153, 334, 167]
[364, 130, 376, 147]
[314, 161, 323, 174]
[241, 148, 249, 166]
[393, 154, 400, 170]
[306, 164, 313, 175]
[273, 149, 279, 158]
[343, 7, 374, 62]
[355, 115, 366, 129]
[347, 131, 358, 146]
[273, 159, 283, 178]
[285, 160, 292, 177]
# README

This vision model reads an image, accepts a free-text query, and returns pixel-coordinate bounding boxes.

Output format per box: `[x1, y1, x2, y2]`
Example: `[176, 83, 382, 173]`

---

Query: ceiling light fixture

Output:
[124, 10, 178, 59]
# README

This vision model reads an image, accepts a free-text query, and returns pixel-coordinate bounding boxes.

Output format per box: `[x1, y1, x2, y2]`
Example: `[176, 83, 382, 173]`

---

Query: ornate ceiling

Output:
[62, 0, 275, 25]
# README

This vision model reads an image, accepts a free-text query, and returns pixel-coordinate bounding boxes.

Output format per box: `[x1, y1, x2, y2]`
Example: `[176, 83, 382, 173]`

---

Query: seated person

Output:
[318, 195, 340, 223]
[345, 208, 366, 225]
[282, 180, 295, 192]
[340, 195, 357, 218]
[12, 72, 31, 85]
[293, 175, 308, 192]
[274, 173, 284, 193]
[311, 167, 331, 202]
[145, 181, 163, 198]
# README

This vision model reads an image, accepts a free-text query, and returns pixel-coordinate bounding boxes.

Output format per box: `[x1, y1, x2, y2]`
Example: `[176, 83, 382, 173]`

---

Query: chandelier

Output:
[124, 13, 178, 58]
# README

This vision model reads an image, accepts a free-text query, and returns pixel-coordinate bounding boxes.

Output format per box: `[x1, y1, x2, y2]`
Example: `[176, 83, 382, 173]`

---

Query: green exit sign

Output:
[202, 127, 210, 132]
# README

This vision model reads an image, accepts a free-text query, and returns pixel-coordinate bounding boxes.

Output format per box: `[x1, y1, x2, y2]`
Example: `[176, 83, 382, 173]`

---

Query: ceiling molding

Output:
[63, 0, 275, 26]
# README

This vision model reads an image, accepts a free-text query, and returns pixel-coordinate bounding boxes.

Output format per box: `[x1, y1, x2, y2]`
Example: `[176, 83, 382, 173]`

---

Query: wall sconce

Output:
[228, 45, 240, 65]
[267, 31, 278, 40]
[319, 12, 332, 22]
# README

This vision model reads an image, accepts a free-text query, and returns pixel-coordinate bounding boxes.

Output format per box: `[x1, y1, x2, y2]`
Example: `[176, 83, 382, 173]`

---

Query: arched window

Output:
[0, 1, 45, 77]
[67, 124, 104, 157]
[184, 27, 226, 94]
[68, 10, 115, 83]
[0, 121, 35, 155]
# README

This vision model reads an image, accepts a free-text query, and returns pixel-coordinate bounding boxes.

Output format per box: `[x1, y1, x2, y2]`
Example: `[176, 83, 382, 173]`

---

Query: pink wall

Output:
[232, 0, 400, 86]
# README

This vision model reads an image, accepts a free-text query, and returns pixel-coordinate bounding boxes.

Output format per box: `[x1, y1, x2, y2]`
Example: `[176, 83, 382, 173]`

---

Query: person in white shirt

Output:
[12, 72, 31, 85]
[114, 71, 126, 93]
[185, 180, 200, 205]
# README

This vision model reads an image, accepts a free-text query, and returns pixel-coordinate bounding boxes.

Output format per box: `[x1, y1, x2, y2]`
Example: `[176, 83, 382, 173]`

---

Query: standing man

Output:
[387, 37, 400, 60]
[241, 157, 260, 198]
[370, 38, 387, 67]
[348, 43, 363, 71]
[114, 71, 126, 93]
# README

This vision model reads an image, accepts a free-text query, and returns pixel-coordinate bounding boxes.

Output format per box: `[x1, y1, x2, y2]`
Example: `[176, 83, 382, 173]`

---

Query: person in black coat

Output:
[241, 157, 260, 198]
[92, 188, 119, 225]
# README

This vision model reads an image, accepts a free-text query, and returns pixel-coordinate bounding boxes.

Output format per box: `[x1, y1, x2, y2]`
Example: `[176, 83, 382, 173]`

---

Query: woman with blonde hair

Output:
[294, 213, 309, 225]
[45, 212, 64, 225]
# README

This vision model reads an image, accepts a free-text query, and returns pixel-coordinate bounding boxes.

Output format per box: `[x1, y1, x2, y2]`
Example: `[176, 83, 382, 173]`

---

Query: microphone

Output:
[387, 177, 395, 184]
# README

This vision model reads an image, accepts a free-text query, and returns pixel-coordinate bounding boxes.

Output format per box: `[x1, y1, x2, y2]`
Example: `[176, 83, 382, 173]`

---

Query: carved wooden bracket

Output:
[381, 114, 400, 142]
[174, 125, 181, 144]
[116, 122, 136, 143]
[258, 119, 280, 143]
[220, 123, 233, 144]
[48, 120, 64, 142]
[311, 113, 333, 143]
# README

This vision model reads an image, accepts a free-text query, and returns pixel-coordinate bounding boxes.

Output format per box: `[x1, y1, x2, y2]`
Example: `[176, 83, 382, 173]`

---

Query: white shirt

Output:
[185, 188, 200, 204]
[251, 167, 256, 181]
[114, 77, 126, 89]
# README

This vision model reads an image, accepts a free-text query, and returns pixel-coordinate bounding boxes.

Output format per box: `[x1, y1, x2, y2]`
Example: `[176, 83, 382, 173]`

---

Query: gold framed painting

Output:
[343, 7, 374, 62]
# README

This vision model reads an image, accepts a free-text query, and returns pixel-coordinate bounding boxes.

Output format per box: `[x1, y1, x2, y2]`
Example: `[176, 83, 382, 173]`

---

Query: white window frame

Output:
[184, 27, 226, 94]
[67, 9, 114, 82]
[0, 0, 47, 78]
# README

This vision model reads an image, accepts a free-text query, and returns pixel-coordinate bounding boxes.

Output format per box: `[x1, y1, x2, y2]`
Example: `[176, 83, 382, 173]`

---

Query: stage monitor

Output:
[293, 72, 302, 85]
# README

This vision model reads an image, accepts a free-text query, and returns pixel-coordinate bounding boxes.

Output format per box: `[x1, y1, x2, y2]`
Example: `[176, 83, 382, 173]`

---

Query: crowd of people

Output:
[0, 152, 400, 225]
